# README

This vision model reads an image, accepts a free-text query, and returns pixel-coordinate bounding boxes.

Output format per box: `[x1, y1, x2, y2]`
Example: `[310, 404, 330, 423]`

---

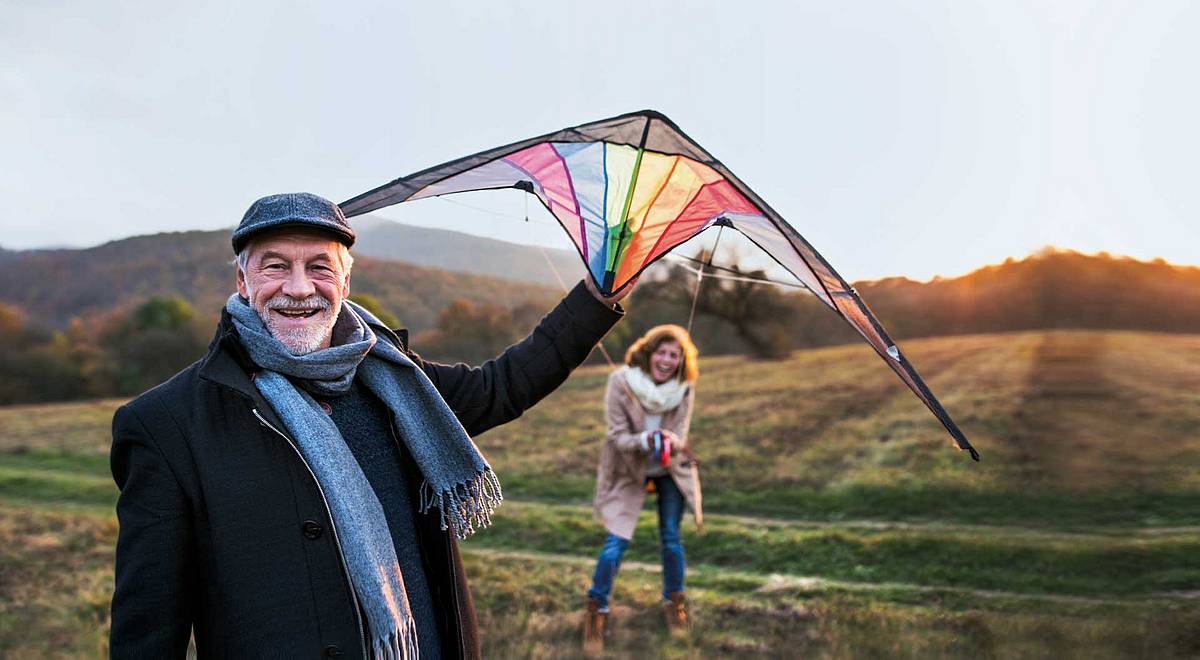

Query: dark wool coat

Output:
[109, 284, 621, 659]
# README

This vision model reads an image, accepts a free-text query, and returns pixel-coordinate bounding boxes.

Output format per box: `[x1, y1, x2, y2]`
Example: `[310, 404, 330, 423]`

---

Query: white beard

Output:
[253, 294, 337, 355]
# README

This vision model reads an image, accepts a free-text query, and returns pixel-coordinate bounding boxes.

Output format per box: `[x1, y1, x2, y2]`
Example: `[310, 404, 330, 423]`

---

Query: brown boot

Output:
[664, 591, 689, 635]
[583, 596, 607, 655]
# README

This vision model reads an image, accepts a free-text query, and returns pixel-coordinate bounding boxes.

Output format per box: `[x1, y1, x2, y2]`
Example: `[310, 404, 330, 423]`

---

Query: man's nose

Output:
[281, 267, 316, 298]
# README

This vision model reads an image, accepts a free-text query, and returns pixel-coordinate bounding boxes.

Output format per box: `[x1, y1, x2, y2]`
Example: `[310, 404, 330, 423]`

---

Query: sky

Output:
[3, 0, 1198, 281]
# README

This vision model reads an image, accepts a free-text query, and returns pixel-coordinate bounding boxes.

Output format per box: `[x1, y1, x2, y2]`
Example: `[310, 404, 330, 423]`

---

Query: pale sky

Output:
[3, 0, 1197, 281]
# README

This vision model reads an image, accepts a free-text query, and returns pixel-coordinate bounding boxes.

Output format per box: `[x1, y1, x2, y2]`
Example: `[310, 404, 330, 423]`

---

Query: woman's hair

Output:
[624, 324, 699, 383]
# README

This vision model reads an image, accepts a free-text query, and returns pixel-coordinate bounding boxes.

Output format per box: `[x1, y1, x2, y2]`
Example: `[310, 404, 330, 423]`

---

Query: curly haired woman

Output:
[583, 324, 702, 652]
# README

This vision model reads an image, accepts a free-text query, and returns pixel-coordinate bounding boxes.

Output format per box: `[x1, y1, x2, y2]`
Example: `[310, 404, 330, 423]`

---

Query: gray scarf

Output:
[226, 294, 502, 659]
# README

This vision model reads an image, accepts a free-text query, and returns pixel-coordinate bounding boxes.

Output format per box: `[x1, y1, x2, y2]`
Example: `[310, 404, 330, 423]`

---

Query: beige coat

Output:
[592, 369, 702, 540]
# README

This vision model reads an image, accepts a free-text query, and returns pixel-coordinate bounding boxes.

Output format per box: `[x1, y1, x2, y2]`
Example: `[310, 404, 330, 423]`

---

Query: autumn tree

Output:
[0, 304, 88, 403]
[414, 298, 524, 364]
[631, 257, 799, 359]
[100, 296, 210, 396]
[350, 293, 402, 329]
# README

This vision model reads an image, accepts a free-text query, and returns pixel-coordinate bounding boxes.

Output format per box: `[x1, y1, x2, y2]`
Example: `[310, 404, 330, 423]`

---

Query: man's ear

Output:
[341, 273, 351, 299]
[236, 266, 249, 299]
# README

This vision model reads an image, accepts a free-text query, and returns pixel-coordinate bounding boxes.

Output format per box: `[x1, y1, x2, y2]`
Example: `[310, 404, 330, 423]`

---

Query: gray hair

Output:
[233, 242, 354, 275]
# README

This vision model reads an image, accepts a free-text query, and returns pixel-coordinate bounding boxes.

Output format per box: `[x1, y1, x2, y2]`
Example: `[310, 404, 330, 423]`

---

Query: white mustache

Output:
[263, 295, 331, 312]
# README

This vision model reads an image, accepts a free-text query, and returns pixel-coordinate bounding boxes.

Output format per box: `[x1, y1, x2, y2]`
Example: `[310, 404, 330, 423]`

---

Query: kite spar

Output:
[341, 110, 980, 461]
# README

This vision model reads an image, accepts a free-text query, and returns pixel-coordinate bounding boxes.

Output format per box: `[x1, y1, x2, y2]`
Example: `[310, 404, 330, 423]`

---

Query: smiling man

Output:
[109, 192, 628, 659]
[235, 229, 350, 355]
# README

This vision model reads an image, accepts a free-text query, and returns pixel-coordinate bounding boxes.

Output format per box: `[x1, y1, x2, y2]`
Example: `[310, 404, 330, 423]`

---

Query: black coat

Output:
[109, 284, 621, 659]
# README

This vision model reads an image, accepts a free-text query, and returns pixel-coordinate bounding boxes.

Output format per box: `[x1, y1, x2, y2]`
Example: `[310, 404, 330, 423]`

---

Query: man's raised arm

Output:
[409, 280, 626, 437]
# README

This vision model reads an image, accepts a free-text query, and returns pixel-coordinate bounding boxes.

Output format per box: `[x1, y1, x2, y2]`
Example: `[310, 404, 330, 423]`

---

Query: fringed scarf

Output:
[227, 295, 502, 659]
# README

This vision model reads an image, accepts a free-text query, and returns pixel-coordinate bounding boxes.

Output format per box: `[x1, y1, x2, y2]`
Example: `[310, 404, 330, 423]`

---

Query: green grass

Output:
[468, 501, 1200, 597]
[0, 448, 111, 476]
[500, 472, 1200, 528]
[1, 330, 1199, 657]
[484, 331, 1200, 523]
[464, 547, 1200, 659]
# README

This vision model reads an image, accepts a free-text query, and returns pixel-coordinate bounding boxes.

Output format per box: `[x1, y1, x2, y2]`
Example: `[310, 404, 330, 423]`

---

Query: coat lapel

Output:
[197, 311, 291, 434]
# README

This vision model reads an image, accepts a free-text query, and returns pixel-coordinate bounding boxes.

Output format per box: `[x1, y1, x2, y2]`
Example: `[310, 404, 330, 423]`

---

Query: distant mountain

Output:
[352, 215, 586, 288]
[0, 230, 558, 332]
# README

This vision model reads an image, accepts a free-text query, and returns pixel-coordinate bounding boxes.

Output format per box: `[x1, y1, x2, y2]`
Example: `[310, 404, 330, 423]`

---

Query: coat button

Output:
[324, 645, 343, 657]
[302, 520, 323, 539]
[319, 401, 333, 415]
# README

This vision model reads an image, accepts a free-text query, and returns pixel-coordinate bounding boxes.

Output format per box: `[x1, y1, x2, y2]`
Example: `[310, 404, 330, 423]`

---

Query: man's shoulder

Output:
[121, 358, 206, 418]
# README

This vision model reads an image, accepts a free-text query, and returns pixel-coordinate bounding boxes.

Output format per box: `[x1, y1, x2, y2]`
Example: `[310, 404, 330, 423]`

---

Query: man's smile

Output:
[273, 308, 321, 319]
[253, 290, 337, 354]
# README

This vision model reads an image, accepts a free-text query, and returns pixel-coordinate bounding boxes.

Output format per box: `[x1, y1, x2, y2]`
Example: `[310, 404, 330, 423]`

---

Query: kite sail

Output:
[341, 110, 980, 461]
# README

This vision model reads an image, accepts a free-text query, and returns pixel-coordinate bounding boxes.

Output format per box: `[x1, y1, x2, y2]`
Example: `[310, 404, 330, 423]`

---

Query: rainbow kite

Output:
[341, 110, 979, 460]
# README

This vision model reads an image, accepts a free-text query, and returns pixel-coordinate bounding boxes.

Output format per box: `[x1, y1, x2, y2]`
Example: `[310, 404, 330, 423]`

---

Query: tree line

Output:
[2, 248, 1198, 405]
[631, 248, 1200, 359]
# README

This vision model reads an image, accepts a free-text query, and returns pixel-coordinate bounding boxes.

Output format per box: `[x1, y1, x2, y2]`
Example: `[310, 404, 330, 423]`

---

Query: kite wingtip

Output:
[968, 447, 981, 462]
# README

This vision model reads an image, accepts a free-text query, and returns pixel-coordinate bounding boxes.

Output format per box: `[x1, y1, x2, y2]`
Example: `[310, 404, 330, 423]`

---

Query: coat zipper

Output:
[253, 408, 369, 659]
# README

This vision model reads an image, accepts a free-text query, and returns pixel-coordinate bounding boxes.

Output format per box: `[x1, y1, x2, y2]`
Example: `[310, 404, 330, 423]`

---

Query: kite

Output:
[341, 110, 980, 461]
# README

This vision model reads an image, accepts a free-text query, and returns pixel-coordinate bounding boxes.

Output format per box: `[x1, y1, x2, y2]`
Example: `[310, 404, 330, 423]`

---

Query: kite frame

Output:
[341, 110, 980, 461]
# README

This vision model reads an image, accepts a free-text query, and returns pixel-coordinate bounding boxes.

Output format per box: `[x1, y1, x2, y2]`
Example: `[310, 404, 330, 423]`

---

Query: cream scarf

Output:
[621, 365, 689, 414]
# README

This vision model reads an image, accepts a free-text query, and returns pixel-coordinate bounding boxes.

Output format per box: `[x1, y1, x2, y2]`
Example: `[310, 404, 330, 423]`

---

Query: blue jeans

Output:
[587, 475, 686, 609]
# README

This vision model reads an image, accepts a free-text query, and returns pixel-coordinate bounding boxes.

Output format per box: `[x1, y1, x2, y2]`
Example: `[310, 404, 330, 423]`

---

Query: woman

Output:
[584, 324, 702, 650]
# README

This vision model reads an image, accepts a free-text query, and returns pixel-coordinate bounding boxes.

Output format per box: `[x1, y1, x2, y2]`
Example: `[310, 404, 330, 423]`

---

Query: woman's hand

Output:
[658, 429, 684, 453]
[644, 430, 684, 455]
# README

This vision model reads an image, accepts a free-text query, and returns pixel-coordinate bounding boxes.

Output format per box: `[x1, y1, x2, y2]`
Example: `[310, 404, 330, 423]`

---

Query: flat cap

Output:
[232, 192, 356, 254]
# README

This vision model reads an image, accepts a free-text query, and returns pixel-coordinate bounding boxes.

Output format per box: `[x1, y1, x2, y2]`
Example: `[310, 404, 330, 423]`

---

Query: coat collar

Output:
[197, 310, 261, 400]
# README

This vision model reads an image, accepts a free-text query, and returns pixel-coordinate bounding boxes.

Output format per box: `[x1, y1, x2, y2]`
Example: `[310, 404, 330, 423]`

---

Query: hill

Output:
[1, 330, 1196, 656]
[858, 248, 1200, 338]
[4, 227, 1199, 360]
[0, 229, 558, 332]
[648, 248, 1200, 358]
[353, 214, 585, 288]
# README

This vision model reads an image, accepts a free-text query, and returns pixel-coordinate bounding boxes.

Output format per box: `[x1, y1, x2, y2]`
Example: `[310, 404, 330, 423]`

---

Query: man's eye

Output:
[264, 263, 286, 270]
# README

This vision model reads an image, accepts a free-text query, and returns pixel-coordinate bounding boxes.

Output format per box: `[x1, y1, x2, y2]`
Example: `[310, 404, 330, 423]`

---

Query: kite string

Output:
[685, 265, 704, 334]
[527, 206, 616, 367]
[686, 224, 726, 334]
[437, 194, 558, 227]
[432, 193, 615, 366]
[668, 258, 809, 289]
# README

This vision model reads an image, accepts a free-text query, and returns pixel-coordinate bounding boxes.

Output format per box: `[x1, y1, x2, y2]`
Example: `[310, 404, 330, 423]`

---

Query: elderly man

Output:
[110, 193, 627, 659]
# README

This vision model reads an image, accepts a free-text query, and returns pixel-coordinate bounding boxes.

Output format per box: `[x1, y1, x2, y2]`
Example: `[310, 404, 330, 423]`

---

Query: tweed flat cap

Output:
[231, 192, 356, 254]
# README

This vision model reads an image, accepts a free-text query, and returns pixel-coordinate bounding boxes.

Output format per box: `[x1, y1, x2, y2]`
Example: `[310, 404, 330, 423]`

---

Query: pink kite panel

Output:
[505, 144, 585, 252]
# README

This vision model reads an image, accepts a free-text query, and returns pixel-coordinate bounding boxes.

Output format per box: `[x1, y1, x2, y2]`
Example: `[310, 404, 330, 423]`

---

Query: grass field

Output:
[1, 330, 1198, 657]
